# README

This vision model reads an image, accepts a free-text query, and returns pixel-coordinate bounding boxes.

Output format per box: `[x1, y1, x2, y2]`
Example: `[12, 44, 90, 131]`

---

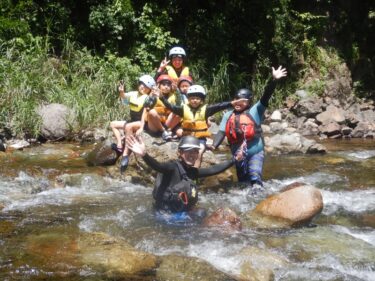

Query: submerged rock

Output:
[237, 246, 289, 281]
[157, 254, 236, 281]
[79, 232, 158, 279]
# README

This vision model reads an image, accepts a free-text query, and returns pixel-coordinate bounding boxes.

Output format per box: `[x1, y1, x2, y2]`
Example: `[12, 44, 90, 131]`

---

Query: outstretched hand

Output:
[159, 57, 170, 70]
[126, 135, 146, 156]
[272, 66, 287, 80]
[118, 80, 125, 93]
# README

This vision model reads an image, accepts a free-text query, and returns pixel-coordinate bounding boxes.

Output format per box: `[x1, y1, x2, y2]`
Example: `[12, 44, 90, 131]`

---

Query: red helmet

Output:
[157, 74, 173, 84]
[177, 75, 193, 87]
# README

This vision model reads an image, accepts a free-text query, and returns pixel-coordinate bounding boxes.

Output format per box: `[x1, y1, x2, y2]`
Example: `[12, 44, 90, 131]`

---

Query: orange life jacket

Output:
[225, 112, 262, 144]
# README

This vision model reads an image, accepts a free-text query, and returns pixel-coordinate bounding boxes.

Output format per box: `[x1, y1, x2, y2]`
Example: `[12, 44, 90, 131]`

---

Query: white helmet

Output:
[138, 75, 156, 89]
[187, 85, 206, 100]
[169, 47, 186, 58]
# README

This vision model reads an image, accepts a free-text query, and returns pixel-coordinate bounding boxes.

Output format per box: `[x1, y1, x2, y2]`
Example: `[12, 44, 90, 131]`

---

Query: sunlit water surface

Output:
[0, 139, 374, 280]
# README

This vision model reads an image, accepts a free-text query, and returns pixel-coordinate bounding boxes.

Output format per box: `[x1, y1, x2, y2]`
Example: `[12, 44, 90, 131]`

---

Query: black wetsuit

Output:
[143, 153, 234, 211]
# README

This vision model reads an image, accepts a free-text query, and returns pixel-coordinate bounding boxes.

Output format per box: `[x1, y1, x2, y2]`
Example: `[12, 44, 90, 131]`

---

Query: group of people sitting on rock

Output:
[110, 46, 287, 218]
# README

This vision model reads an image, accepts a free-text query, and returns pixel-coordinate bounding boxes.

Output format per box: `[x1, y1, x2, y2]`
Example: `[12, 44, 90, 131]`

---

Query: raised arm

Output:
[260, 66, 287, 107]
[126, 135, 174, 173]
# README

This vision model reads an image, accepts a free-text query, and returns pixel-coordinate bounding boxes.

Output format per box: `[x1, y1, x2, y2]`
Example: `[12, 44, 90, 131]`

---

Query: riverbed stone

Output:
[203, 207, 242, 231]
[265, 132, 326, 155]
[79, 232, 158, 279]
[86, 139, 119, 166]
[238, 246, 289, 281]
[245, 183, 323, 228]
[157, 254, 236, 281]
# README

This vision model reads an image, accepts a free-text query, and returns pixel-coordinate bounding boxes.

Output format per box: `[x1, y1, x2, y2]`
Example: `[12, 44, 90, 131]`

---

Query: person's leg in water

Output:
[235, 150, 265, 189]
[119, 121, 141, 173]
[110, 120, 126, 153]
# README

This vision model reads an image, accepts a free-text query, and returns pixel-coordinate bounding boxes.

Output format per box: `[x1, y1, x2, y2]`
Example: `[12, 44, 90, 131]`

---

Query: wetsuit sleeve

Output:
[197, 159, 234, 178]
[142, 153, 175, 173]
[159, 96, 184, 116]
[260, 79, 277, 107]
[205, 102, 232, 118]
[212, 130, 226, 148]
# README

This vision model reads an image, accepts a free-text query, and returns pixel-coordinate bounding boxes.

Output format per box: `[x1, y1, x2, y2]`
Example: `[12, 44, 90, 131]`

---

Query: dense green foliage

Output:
[1, 0, 374, 137]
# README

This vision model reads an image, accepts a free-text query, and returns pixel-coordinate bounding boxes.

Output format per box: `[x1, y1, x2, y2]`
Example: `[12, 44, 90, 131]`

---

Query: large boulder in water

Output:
[86, 139, 119, 166]
[37, 103, 76, 140]
[244, 182, 323, 228]
[203, 207, 242, 231]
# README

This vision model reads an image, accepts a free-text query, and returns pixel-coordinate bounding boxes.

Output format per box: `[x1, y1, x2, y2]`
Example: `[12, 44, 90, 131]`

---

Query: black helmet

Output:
[235, 88, 253, 100]
[178, 136, 200, 151]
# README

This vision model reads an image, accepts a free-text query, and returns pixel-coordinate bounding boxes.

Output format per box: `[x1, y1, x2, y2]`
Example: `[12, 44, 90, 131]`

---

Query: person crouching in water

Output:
[126, 135, 236, 221]
[110, 75, 156, 154]
[159, 85, 248, 168]
[210, 66, 287, 189]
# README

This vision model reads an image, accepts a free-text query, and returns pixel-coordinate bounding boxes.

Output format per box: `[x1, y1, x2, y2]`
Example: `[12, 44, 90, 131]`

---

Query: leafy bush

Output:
[0, 35, 142, 138]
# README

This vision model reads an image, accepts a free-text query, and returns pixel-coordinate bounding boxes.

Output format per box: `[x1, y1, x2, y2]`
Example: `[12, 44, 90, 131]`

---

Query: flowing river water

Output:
[0, 139, 374, 280]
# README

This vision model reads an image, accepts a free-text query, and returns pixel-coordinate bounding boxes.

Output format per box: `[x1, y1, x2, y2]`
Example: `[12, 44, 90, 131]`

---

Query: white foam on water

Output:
[322, 189, 375, 215]
[333, 225, 375, 247]
[345, 150, 375, 160]
[78, 208, 136, 232]
[186, 239, 246, 275]
[3, 186, 106, 211]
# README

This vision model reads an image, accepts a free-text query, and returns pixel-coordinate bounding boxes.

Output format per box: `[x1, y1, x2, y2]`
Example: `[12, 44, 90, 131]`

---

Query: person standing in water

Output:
[210, 65, 287, 189]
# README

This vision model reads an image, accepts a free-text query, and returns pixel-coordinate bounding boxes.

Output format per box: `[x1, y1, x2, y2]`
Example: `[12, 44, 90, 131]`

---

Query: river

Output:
[0, 139, 374, 280]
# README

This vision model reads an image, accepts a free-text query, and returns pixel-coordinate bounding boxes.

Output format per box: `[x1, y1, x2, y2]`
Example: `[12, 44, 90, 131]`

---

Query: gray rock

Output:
[291, 98, 324, 118]
[316, 105, 346, 125]
[319, 122, 342, 137]
[86, 139, 119, 166]
[37, 103, 76, 140]
[265, 132, 326, 155]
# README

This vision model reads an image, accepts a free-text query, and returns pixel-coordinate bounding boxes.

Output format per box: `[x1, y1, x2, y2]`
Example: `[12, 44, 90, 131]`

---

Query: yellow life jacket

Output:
[129, 92, 147, 113]
[154, 92, 178, 124]
[166, 65, 189, 81]
[181, 104, 211, 138]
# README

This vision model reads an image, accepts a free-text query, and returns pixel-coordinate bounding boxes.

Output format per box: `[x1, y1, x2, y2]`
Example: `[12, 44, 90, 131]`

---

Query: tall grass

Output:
[0, 35, 142, 138]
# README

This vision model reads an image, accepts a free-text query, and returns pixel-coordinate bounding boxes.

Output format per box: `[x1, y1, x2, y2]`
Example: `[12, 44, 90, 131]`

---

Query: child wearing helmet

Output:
[159, 84, 248, 168]
[155, 46, 191, 90]
[126, 135, 237, 217]
[164, 75, 194, 135]
[142, 74, 178, 141]
[109, 75, 156, 172]
[211, 66, 287, 189]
